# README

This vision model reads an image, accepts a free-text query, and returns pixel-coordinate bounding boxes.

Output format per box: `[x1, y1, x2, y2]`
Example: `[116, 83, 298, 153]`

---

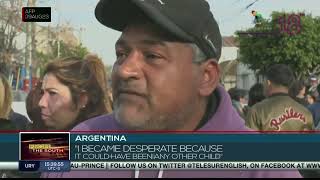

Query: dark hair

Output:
[26, 81, 46, 130]
[289, 80, 305, 97]
[228, 88, 247, 101]
[43, 54, 113, 128]
[251, 10, 256, 14]
[265, 64, 295, 88]
[317, 84, 320, 94]
[248, 83, 265, 107]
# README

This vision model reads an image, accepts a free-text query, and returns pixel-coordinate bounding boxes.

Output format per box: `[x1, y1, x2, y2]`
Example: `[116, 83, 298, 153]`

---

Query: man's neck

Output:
[178, 91, 219, 131]
[176, 100, 208, 131]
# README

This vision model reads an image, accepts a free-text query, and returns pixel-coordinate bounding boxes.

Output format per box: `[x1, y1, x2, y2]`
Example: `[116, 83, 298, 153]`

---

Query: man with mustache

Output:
[44, 0, 302, 178]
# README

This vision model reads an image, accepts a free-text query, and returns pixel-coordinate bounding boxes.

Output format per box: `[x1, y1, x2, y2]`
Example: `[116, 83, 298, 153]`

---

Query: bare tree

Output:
[0, 0, 23, 77]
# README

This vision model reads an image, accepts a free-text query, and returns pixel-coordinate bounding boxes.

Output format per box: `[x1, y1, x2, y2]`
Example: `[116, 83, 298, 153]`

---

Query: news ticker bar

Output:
[4, 162, 320, 171]
[69, 162, 320, 170]
[4, 133, 320, 162]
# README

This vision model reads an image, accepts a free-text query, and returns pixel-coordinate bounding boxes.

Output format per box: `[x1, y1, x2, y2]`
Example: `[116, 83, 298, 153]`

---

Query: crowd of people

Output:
[0, 0, 319, 178]
[0, 74, 30, 131]
[229, 69, 320, 131]
[228, 66, 320, 178]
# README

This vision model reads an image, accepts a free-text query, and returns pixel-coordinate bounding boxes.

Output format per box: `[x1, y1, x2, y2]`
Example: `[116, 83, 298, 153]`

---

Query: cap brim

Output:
[95, 0, 193, 42]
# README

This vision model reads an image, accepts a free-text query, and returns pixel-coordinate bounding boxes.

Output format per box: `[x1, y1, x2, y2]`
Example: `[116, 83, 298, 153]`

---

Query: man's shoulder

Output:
[249, 96, 307, 116]
[0, 120, 16, 130]
[250, 98, 271, 111]
[288, 98, 313, 116]
[253, 96, 296, 108]
[72, 113, 117, 131]
[9, 111, 30, 123]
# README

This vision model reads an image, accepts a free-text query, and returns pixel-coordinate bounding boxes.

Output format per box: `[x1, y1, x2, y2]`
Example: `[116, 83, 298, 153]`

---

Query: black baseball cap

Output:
[95, 0, 222, 60]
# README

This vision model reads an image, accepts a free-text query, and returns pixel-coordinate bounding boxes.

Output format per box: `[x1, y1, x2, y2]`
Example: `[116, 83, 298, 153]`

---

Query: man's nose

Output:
[116, 51, 143, 80]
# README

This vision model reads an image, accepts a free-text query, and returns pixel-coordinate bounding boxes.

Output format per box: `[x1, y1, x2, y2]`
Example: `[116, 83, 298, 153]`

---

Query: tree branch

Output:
[311, 65, 320, 75]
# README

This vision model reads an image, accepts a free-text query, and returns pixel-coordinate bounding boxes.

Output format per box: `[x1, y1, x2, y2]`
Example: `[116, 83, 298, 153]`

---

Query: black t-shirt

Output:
[9, 111, 30, 130]
[196, 90, 220, 130]
[0, 118, 17, 130]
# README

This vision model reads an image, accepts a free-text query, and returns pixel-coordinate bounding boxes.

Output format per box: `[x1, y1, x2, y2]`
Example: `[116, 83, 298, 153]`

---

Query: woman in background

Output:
[244, 83, 266, 120]
[0, 73, 30, 130]
[38, 54, 113, 130]
[0, 73, 15, 129]
[228, 88, 247, 118]
[0, 74, 37, 178]
[289, 80, 308, 107]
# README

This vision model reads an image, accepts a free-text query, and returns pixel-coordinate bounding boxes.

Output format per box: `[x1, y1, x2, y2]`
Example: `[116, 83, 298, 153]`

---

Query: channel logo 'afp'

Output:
[22, 7, 51, 22]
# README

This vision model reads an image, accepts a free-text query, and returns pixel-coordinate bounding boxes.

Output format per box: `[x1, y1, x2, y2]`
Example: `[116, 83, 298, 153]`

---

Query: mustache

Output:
[114, 83, 148, 98]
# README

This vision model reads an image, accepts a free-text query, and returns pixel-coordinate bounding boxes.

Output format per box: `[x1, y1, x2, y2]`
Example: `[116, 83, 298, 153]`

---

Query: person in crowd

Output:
[0, 73, 16, 130]
[43, 0, 302, 178]
[228, 88, 247, 118]
[38, 54, 113, 131]
[308, 84, 320, 128]
[300, 85, 320, 178]
[246, 64, 314, 131]
[7, 109, 30, 130]
[306, 93, 317, 105]
[0, 74, 38, 177]
[289, 80, 308, 106]
[248, 83, 266, 107]
[0, 73, 30, 130]
[243, 83, 266, 120]
[308, 76, 319, 98]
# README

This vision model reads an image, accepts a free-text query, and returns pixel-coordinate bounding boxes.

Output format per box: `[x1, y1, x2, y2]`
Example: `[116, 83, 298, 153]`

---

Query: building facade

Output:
[220, 36, 257, 91]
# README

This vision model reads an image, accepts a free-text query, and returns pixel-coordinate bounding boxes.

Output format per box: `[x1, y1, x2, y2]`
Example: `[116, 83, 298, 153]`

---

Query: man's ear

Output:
[198, 59, 220, 96]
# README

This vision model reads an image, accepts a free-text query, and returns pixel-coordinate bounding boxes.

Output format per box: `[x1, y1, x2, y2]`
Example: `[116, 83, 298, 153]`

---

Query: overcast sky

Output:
[36, 0, 320, 65]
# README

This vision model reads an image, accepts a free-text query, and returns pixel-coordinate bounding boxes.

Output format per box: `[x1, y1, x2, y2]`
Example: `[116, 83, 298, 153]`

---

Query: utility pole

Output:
[56, 0, 61, 58]
[24, 0, 35, 91]
[30, 0, 36, 90]
[24, 0, 31, 91]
